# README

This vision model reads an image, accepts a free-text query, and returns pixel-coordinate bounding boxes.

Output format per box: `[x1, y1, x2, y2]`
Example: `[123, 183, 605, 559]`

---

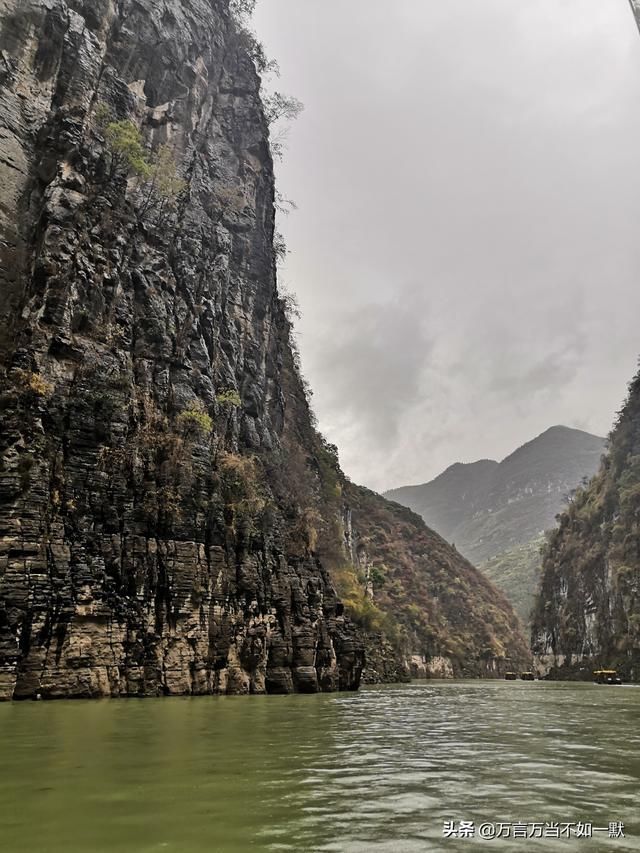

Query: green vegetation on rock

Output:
[216, 389, 242, 409]
[481, 537, 545, 627]
[177, 406, 213, 435]
[104, 119, 153, 179]
[532, 367, 640, 681]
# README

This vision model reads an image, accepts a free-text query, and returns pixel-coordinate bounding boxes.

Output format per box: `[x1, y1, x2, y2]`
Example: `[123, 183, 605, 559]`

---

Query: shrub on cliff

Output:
[13, 369, 53, 399]
[97, 110, 186, 216]
[216, 389, 242, 410]
[155, 145, 187, 194]
[218, 453, 267, 533]
[104, 119, 152, 180]
[177, 405, 213, 435]
[229, 0, 257, 24]
[263, 92, 304, 125]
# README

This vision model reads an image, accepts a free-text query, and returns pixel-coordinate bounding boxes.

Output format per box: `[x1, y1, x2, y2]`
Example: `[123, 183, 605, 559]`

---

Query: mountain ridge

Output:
[388, 426, 602, 491]
[384, 426, 605, 623]
[384, 425, 605, 564]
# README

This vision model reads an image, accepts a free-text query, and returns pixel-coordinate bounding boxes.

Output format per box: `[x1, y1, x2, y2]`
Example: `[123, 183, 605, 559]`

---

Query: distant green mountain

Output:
[482, 537, 545, 626]
[384, 426, 605, 623]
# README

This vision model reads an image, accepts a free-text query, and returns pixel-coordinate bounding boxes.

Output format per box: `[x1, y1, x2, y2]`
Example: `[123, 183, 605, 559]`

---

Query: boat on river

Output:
[505, 671, 518, 680]
[593, 669, 622, 685]
[520, 672, 535, 681]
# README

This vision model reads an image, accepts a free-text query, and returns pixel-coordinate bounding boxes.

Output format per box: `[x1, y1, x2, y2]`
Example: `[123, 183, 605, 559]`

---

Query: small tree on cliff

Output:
[230, 0, 279, 76]
[262, 93, 304, 161]
[139, 144, 187, 219]
[263, 92, 304, 126]
[229, 0, 257, 24]
[274, 230, 288, 265]
[100, 113, 186, 219]
[177, 403, 213, 437]
[104, 119, 152, 181]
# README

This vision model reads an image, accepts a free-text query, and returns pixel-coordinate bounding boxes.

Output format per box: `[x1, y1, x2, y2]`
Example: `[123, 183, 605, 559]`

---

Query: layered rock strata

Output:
[0, 0, 362, 699]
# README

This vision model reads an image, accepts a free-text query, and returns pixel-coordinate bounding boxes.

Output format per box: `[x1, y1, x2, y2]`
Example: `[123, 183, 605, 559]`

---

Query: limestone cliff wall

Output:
[0, 0, 363, 699]
[531, 370, 640, 682]
[0, 0, 531, 700]
[531, 8, 640, 683]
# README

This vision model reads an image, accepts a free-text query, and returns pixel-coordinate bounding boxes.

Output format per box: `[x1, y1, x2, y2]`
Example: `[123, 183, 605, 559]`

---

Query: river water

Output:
[0, 681, 638, 852]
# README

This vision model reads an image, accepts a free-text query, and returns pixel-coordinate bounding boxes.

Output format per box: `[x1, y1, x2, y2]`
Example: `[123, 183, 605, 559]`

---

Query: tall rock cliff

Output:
[532, 369, 640, 681]
[0, 0, 367, 699]
[0, 0, 529, 699]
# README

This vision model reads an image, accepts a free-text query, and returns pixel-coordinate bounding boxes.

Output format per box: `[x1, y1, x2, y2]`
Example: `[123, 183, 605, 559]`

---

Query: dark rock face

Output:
[0, 0, 363, 699]
[531, 371, 640, 682]
[360, 633, 410, 685]
[0, 0, 531, 700]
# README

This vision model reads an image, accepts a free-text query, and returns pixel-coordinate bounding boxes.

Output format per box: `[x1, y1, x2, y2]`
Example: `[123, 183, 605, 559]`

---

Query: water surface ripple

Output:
[0, 681, 638, 852]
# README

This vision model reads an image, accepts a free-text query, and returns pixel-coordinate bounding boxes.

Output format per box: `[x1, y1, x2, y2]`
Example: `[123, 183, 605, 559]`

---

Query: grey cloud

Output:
[309, 296, 433, 449]
[255, 0, 640, 491]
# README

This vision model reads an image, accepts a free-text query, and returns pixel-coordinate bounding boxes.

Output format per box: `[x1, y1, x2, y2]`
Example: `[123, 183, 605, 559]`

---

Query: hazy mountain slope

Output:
[386, 426, 605, 564]
[385, 427, 605, 622]
[482, 537, 545, 626]
[532, 369, 640, 681]
[385, 460, 498, 547]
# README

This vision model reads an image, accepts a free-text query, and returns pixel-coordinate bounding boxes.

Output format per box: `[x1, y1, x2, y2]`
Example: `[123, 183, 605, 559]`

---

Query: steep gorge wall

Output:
[0, 0, 531, 700]
[531, 371, 640, 681]
[0, 0, 363, 699]
[530, 4, 640, 683]
[342, 485, 531, 680]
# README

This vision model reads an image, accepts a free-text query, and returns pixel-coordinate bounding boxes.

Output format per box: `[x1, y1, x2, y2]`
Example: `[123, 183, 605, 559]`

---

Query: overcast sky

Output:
[254, 0, 640, 492]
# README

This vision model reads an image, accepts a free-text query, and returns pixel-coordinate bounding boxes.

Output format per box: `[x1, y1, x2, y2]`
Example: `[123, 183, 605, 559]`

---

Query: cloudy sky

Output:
[254, 0, 640, 492]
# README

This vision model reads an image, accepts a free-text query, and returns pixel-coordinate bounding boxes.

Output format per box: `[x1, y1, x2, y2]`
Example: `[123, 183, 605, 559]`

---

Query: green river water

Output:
[0, 681, 638, 852]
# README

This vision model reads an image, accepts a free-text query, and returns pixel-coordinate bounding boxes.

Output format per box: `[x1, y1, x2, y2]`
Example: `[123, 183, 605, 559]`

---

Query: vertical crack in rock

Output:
[0, 0, 532, 700]
[0, 0, 363, 699]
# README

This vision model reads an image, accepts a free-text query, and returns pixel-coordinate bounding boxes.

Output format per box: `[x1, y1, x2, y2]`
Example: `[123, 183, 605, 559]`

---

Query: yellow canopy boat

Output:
[593, 670, 622, 685]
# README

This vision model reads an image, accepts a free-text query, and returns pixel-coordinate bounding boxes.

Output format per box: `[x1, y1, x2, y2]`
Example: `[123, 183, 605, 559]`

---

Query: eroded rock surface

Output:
[0, 0, 363, 699]
[531, 370, 640, 682]
[0, 0, 533, 700]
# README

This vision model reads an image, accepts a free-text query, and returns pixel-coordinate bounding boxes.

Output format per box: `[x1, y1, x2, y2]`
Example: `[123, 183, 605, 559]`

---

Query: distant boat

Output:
[520, 672, 535, 681]
[505, 671, 517, 680]
[593, 669, 622, 685]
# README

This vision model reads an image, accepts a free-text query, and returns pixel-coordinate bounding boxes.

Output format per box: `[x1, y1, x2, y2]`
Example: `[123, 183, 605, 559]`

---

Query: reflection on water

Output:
[0, 681, 638, 852]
